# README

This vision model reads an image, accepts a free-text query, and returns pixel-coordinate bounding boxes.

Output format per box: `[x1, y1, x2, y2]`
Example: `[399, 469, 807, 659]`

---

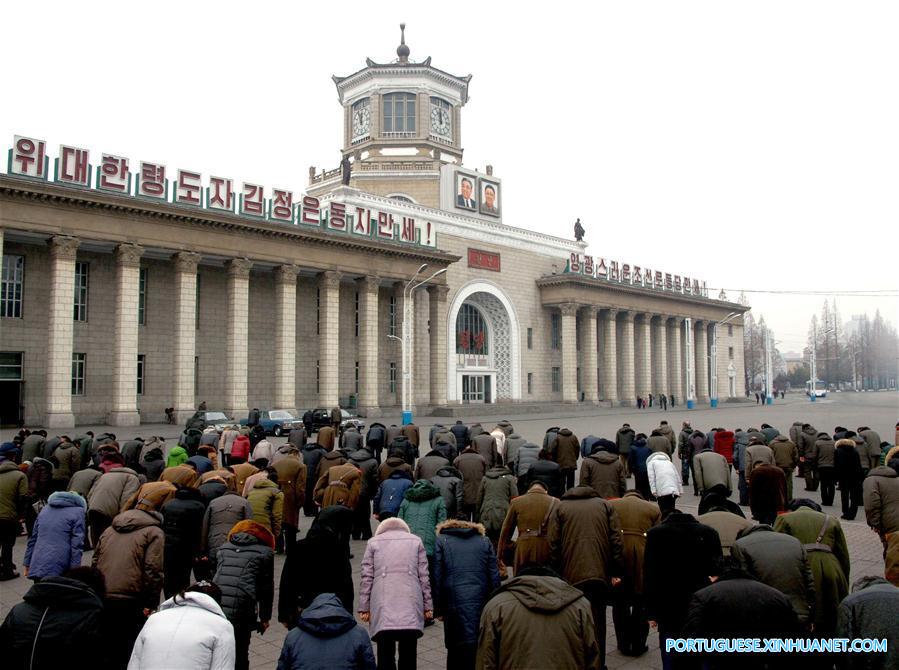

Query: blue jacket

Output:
[433, 522, 501, 647]
[23, 491, 85, 579]
[186, 455, 214, 474]
[373, 472, 413, 517]
[277, 593, 375, 670]
[628, 439, 652, 478]
[581, 435, 602, 458]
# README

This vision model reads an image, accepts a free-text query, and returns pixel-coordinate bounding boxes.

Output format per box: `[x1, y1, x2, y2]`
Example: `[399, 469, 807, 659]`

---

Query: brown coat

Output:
[471, 433, 498, 469]
[230, 463, 258, 493]
[91, 509, 164, 608]
[315, 450, 348, 482]
[401, 423, 420, 448]
[578, 451, 626, 499]
[317, 425, 336, 452]
[886, 533, 899, 587]
[314, 463, 361, 510]
[159, 464, 199, 489]
[123, 480, 177, 512]
[454, 450, 488, 506]
[378, 456, 413, 483]
[552, 429, 580, 470]
[863, 467, 899, 537]
[497, 487, 557, 574]
[697, 510, 754, 556]
[771, 436, 799, 470]
[273, 456, 307, 528]
[647, 434, 672, 456]
[87, 467, 141, 518]
[745, 444, 775, 482]
[201, 468, 238, 493]
[609, 492, 661, 593]
[548, 486, 624, 587]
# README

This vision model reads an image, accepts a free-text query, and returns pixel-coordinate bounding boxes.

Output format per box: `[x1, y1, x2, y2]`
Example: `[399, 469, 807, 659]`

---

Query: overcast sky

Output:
[3, 1, 896, 353]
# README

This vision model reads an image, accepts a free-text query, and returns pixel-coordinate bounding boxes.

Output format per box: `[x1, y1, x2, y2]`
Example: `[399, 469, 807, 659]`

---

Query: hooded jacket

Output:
[835, 439, 863, 483]
[646, 452, 682, 498]
[472, 432, 499, 469]
[378, 454, 413, 482]
[449, 422, 470, 448]
[201, 492, 253, 560]
[548, 486, 624, 588]
[160, 464, 200, 489]
[414, 450, 450, 483]
[430, 466, 463, 520]
[247, 478, 284, 537]
[359, 518, 433, 636]
[214, 521, 275, 625]
[128, 591, 236, 670]
[504, 434, 526, 469]
[798, 425, 819, 461]
[0, 576, 104, 670]
[166, 446, 189, 468]
[87, 467, 141, 518]
[51, 441, 81, 484]
[398, 480, 448, 555]
[513, 443, 541, 479]
[477, 466, 517, 535]
[433, 520, 501, 647]
[627, 438, 652, 479]
[92, 509, 164, 608]
[578, 449, 626, 499]
[863, 466, 899, 536]
[476, 574, 600, 670]
[745, 443, 775, 481]
[0, 460, 28, 521]
[693, 449, 732, 494]
[23, 491, 86, 579]
[348, 448, 378, 499]
[835, 577, 899, 670]
[454, 449, 488, 506]
[551, 429, 580, 469]
[815, 435, 836, 468]
[713, 430, 735, 464]
[315, 449, 348, 482]
[373, 471, 414, 518]
[858, 429, 883, 470]
[658, 423, 677, 453]
[731, 525, 815, 627]
[141, 448, 166, 482]
[616, 426, 635, 456]
[277, 593, 375, 670]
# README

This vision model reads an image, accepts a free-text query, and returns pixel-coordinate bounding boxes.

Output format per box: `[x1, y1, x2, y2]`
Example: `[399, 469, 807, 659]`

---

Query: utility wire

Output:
[712, 288, 898, 297]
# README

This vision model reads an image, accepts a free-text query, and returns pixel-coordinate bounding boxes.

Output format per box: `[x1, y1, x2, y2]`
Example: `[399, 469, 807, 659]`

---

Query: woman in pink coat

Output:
[359, 517, 433, 669]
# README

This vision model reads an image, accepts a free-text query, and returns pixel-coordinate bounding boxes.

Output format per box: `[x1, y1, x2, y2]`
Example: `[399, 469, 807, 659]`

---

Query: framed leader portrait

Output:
[455, 172, 477, 211]
[479, 178, 500, 216]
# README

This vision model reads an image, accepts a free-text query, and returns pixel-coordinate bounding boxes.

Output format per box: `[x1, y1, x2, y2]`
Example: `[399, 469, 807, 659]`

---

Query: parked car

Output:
[186, 410, 234, 433]
[239, 409, 303, 436]
[309, 408, 365, 433]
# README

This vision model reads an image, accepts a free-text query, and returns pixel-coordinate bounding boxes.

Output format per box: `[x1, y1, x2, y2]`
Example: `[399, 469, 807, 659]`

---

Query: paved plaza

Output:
[1, 391, 895, 669]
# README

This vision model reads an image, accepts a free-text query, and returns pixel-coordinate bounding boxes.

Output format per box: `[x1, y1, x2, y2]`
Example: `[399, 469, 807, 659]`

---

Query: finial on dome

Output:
[397, 23, 410, 63]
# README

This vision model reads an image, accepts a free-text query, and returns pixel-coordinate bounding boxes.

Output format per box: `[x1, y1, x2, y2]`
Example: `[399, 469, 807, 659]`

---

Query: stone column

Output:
[357, 275, 381, 415]
[581, 306, 598, 403]
[274, 265, 299, 409]
[318, 271, 341, 407]
[655, 316, 668, 396]
[45, 236, 80, 428]
[428, 284, 449, 407]
[108, 244, 144, 426]
[695, 320, 710, 402]
[601, 310, 618, 405]
[619, 312, 636, 405]
[560, 303, 579, 403]
[171, 252, 200, 423]
[670, 317, 684, 403]
[636, 313, 653, 398]
[224, 258, 252, 418]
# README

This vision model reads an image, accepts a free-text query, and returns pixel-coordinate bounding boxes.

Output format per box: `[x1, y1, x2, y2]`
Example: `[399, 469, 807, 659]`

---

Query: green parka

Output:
[398, 479, 447, 556]
[477, 467, 517, 536]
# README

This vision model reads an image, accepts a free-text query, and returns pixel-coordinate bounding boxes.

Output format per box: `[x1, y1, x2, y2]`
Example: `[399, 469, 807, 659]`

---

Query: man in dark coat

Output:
[628, 435, 653, 500]
[450, 420, 470, 449]
[0, 567, 106, 669]
[471, 429, 498, 469]
[160, 486, 206, 597]
[683, 558, 801, 670]
[835, 438, 864, 520]
[278, 520, 354, 627]
[835, 576, 899, 670]
[749, 464, 787, 525]
[287, 426, 307, 449]
[454, 447, 487, 521]
[644, 511, 722, 669]
[616, 424, 635, 477]
[434, 519, 501, 668]
[799, 423, 820, 491]
[677, 422, 694, 487]
[548, 486, 624, 670]
[526, 449, 564, 498]
[365, 422, 386, 464]
[551, 428, 580, 491]
[815, 432, 837, 506]
[301, 443, 327, 517]
[347, 447, 377, 541]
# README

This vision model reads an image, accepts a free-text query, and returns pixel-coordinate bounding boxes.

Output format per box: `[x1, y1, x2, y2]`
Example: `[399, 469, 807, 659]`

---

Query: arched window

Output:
[382, 92, 416, 135]
[456, 304, 489, 355]
[388, 194, 416, 204]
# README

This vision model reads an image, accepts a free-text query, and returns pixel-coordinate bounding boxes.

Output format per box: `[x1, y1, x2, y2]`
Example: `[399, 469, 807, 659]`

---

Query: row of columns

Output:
[558, 303, 713, 406]
[34, 235, 449, 427]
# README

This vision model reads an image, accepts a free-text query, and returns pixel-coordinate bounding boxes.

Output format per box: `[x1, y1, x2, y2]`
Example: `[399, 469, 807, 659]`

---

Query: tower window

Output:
[382, 93, 416, 135]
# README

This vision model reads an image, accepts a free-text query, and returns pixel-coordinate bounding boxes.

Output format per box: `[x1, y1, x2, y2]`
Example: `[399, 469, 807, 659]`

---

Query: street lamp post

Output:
[685, 318, 695, 409]
[809, 325, 835, 402]
[388, 264, 447, 425]
[710, 312, 739, 409]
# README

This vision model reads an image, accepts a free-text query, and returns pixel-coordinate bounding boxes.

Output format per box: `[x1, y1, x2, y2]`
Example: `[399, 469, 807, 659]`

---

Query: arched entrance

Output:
[447, 280, 521, 404]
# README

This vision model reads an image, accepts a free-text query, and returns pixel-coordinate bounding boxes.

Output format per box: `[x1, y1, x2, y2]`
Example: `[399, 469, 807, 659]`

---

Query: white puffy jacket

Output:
[128, 592, 235, 670]
[251, 439, 274, 464]
[646, 452, 683, 498]
[490, 429, 507, 458]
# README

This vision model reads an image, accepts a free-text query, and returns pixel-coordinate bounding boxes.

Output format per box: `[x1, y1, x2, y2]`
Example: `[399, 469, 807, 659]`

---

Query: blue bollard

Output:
[687, 399, 695, 409]
[710, 399, 719, 408]
[402, 410, 413, 425]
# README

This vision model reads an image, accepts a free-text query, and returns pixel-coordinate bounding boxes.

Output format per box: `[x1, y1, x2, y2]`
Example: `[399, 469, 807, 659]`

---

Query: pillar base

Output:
[618, 400, 633, 407]
[44, 411, 76, 429]
[356, 405, 380, 418]
[107, 410, 141, 427]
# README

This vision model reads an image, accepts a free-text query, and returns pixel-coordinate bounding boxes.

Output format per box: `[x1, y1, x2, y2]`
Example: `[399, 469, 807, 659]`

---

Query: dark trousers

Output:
[635, 473, 652, 501]
[804, 465, 820, 491]
[282, 524, 298, 553]
[0, 518, 18, 574]
[738, 471, 749, 506]
[234, 623, 253, 670]
[579, 582, 608, 670]
[353, 496, 373, 540]
[612, 592, 649, 656]
[446, 643, 477, 669]
[375, 630, 418, 670]
[621, 453, 631, 478]
[783, 467, 795, 501]
[103, 598, 147, 669]
[163, 548, 194, 599]
[819, 468, 836, 506]
[680, 457, 691, 486]
[840, 479, 862, 519]
[561, 468, 576, 491]
[658, 494, 677, 516]
[461, 503, 478, 522]
[303, 484, 318, 517]
[89, 510, 113, 548]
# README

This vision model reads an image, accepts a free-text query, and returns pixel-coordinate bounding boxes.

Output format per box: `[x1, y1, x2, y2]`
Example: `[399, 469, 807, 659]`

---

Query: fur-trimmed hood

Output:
[375, 516, 411, 535]
[436, 518, 486, 535]
[228, 519, 276, 549]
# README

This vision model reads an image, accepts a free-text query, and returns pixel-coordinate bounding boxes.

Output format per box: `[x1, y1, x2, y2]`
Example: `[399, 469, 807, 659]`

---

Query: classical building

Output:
[0, 28, 746, 427]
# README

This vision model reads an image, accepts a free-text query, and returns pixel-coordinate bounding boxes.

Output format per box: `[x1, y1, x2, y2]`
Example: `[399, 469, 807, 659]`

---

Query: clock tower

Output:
[308, 25, 471, 208]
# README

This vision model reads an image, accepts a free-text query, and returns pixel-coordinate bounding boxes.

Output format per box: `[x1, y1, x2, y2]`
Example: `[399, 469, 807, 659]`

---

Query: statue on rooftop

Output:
[574, 218, 585, 242]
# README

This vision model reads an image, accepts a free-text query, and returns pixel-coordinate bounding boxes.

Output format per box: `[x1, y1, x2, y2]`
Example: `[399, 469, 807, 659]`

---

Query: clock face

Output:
[430, 104, 452, 137]
[352, 103, 371, 139]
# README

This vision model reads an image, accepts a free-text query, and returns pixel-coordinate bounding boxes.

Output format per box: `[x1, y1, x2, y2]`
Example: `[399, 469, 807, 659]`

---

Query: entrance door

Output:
[462, 375, 486, 404]
[0, 381, 23, 427]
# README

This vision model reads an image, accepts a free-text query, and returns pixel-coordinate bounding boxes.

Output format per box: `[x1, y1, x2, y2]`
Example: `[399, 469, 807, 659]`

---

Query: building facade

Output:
[0, 30, 746, 427]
